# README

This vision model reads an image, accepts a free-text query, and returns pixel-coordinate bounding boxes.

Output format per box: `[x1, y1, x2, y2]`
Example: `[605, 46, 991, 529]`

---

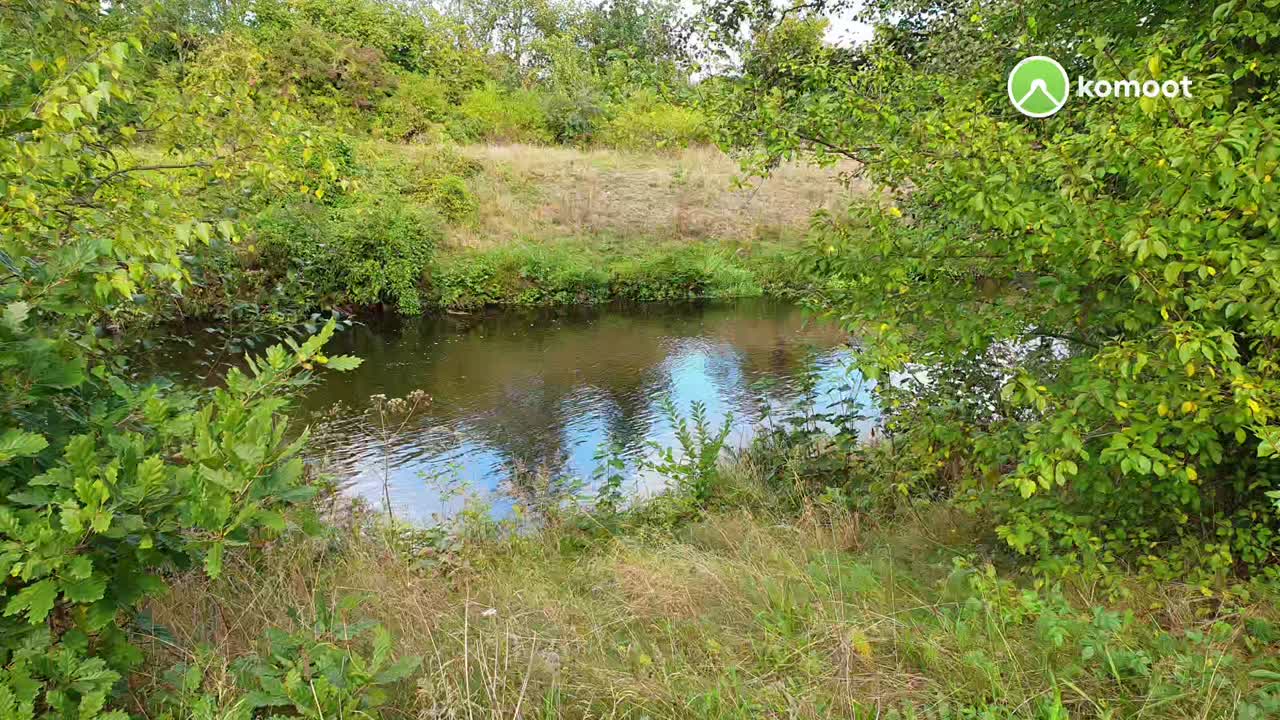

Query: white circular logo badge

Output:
[1008, 56, 1070, 118]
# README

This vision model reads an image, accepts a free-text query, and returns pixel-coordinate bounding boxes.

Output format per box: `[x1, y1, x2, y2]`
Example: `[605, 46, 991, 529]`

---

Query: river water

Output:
[151, 299, 873, 523]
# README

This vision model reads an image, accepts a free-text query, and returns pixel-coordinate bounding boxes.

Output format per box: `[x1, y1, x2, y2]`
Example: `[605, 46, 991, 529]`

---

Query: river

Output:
[148, 299, 874, 523]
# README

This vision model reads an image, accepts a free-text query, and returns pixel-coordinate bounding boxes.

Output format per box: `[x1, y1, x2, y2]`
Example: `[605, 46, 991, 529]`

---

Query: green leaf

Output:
[5, 579, 59, 623]
[324, 355, 363, 371]
[63, 575, 107, 604]
[0, 429, 48, 465]
[372, 655, 421, 684]
[2, 301, 29, 332]
[204, 541, 225, 579]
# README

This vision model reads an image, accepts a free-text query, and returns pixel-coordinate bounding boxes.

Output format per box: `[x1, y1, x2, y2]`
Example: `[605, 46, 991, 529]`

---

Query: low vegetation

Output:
[146, 446, 1280, 719]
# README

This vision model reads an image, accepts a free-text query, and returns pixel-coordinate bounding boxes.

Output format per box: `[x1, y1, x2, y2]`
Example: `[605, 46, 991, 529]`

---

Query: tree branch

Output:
[796, 132, 877, 163]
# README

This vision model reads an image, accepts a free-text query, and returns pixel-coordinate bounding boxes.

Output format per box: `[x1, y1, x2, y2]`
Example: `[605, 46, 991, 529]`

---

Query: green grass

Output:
[144, 458, 1280, 719]
[427, 236, 808, 310]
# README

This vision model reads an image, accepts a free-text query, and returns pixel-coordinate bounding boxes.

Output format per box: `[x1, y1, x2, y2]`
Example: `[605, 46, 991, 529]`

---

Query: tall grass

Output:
[143, 448, 1280, 719]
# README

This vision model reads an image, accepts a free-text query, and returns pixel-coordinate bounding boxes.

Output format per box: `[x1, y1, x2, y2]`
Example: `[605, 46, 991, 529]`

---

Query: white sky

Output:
[822, 3, 875, 47]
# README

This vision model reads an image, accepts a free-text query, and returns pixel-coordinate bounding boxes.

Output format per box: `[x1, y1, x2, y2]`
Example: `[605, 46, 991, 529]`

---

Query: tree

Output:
[0, 2, 361, 715]
[708, 0, 1280, 579]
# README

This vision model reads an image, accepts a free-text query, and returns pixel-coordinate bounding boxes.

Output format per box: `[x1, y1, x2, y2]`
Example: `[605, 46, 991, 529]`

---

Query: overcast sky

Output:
[822, 2, 874, 46]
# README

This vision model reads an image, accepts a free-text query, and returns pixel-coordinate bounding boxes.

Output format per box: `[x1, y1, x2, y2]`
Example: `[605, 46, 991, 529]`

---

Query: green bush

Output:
[427, 244, 765, 309]
[229, 600, 418, 718]
[538, 35, 610, 144]
[598, 93, 710, 151]
[712, 1, 1280, 580]
[429, 245, 612, 309]
[264, 22, 395, 117]
[544, 86, 610, 144]
[612, 247, 758, 301]
[446, 83, 552, 144]
[427, 175, 478, 223]
[375, 72, 450, 141]
[255, 200, 441, 314]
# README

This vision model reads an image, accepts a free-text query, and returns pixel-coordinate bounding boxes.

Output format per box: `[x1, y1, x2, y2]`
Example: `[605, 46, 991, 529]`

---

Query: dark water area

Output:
[145, 299, 874, 523]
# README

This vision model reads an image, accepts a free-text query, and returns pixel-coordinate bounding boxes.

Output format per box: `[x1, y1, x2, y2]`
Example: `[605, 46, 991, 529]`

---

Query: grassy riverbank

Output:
[214, 142, 848, 317]
[411, 142, 852, 309]
[426, 237, 807, 309]
[144, 453, 1280, 720]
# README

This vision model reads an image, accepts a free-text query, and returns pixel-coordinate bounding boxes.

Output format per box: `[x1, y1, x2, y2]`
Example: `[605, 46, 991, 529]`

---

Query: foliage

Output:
[427, 242, 770, 310]
[536, 35, 611, 144]
[426, 175, 478, 223]
[254, 0, 461, 76]
[611, 246, 755, 301]
[153, 597, 419, 719]
[428, 244, 612, 309]
[255, 200, 441, 314]
[375, 72, 450, 142]
[598, 91, 711, 151]
[447, 82, 553, 144]
[710, 0, 1280, 580]
[579, 0, 689, 85]
[264, 21, 395, 117]
[232, 598, 419, 717]
[642, 398, 733, 509]
[0, 4, 372, 713]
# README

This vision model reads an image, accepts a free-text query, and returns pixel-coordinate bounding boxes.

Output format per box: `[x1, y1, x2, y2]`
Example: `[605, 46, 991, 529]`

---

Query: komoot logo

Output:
[1007, 56, 1070, 118]
[1008, 55, 1193, 118]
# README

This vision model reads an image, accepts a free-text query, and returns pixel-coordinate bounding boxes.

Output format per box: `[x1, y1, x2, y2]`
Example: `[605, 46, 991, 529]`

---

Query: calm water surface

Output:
[155, 299, 873, 523]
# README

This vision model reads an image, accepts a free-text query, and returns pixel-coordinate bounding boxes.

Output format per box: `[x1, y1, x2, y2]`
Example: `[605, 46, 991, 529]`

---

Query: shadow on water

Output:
[149, 298, 874, 523]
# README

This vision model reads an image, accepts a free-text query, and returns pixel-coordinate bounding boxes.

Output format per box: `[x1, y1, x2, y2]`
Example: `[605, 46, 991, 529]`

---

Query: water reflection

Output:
[158, 299, 874, 523]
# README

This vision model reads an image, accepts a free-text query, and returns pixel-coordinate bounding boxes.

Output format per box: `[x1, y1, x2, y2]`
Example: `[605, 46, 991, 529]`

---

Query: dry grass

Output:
[142, 495, 1278, 719]
[392, 142, 863, 250]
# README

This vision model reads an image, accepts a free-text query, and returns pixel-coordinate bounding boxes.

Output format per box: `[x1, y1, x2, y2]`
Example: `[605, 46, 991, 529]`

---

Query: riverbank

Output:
[198, 142, 846, 320]
[142, 448, 1280, 719]
[414, 142, 847, 309]
[426, 236, 809, 309]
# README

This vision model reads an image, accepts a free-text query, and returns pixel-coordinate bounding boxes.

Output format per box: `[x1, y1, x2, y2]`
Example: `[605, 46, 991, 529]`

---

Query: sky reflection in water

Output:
[283, 299, 875, 524]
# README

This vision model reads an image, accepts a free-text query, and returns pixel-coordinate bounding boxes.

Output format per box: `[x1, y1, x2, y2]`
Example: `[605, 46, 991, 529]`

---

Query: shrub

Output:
[265, 23, 395, 116]
[427, 175, 478, 223]
[712, 1, 1280, 579]
[280, 133, 357, 205]
[255, 200, 441, 314]
[375, 72, 450, 141]
[229, 601, 419, 718]
[598, 93, 711, 151]
[428, 246, 612, 309]
[611, 250, 714, 301]
[446, 83, 551, 144]
[538, 35, 610, 144]
[544, 86, 610, 144]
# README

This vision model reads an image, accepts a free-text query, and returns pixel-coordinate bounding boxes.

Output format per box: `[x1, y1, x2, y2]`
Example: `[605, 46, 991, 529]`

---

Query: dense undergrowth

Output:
[189, 139, 827, 318]
[427, 239, 804, 309]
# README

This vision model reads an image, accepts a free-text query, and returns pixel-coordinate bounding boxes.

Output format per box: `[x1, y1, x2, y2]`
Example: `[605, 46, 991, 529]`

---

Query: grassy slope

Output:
[439, 143, 861, 250]
[147, 463, 1280, 719]
[371, 142, 860, 309]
